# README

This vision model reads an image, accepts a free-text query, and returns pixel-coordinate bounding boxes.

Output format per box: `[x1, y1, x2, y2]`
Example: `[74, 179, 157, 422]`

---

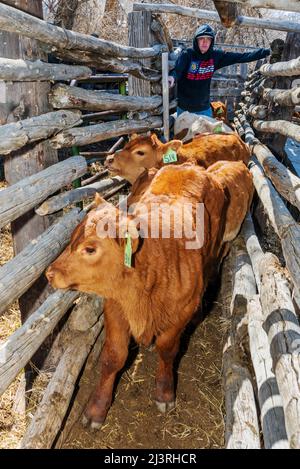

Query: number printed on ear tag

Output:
[124, 232, 132, 268]
[163, 148, 178, 164]
[213, 124, 223, 134]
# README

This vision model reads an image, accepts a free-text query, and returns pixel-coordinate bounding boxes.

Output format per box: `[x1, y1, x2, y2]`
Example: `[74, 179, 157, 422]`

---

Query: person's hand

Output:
[168, 76, 175, 88]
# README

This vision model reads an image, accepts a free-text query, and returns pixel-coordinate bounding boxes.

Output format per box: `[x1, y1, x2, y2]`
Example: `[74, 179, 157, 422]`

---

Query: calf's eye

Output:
[136, 150, 145, 156]
[83, 247, 96, 255]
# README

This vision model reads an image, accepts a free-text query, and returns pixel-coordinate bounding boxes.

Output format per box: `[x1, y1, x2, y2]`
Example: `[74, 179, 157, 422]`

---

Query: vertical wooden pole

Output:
[240, 62, 248, 80]
[69, 80, 82, 208]
[127, 11, 153, 98]
[162, 52, 169, 142]
[71, 146, 83, 210]
[0, 1, 59, 377]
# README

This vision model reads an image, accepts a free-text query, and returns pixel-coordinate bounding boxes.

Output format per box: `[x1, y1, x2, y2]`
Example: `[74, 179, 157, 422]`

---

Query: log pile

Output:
[236, 54, 300, 147]
[0, 3, 161, 81]
[0, 3, 159, 59]
[258, 254, 300, 448]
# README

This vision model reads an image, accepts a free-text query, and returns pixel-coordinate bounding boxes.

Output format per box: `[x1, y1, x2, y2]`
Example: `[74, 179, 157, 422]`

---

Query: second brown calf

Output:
[105, 132, 250, 185]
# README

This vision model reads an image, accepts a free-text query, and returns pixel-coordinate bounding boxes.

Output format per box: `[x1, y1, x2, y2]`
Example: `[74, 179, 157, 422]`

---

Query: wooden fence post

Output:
[162, 52, 169, 141]
[128, 10, 154, 98]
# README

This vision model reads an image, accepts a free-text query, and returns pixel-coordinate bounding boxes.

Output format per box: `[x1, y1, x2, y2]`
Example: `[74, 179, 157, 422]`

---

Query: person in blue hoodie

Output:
[168, 24, 270, 117]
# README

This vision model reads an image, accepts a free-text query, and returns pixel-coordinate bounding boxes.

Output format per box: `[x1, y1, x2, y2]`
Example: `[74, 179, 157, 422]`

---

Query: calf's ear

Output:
[129, 133, 139, 141]
[94, 193, 107, 207]
[165, 139, 182, 152]
[150, 133, 162, 148]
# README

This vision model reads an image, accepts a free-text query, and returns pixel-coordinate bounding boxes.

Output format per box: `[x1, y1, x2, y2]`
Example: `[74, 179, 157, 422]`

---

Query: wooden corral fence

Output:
[223, 35, 300, 449]
[0, 0, 300, 450]
[0, 0, 165, 449]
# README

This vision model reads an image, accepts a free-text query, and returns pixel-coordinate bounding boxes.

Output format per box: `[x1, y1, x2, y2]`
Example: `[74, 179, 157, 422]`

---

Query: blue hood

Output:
[193, 24, 215, 59]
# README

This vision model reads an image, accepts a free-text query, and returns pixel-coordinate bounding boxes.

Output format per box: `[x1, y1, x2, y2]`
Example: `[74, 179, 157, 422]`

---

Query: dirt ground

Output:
[61, 288, 225, 450]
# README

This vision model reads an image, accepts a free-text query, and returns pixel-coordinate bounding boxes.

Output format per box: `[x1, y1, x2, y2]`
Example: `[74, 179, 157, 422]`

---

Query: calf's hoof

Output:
[81, 413, 103, 431]
[155, 400, 175, 413]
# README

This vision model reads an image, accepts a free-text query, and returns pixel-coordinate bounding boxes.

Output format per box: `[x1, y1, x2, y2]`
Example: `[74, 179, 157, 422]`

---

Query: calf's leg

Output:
[155, 327, 181, 413]
[83, 299, 130, 430]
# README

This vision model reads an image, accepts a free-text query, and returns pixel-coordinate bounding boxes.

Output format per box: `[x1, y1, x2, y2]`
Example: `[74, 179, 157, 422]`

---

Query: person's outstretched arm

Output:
[214, 48, 270, 71]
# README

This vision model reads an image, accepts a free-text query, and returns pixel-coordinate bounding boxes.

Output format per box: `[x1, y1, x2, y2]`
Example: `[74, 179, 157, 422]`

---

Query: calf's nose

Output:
[45, 266, 55, 283]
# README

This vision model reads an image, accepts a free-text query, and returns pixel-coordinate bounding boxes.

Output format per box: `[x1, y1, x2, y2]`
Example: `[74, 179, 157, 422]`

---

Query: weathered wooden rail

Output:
[133, 2, 300, 33]
[0, 208, 85, 316]
[0, 110, 82, 155]
[0, 3, 159, 59]
[49, 84, 162, 112]
[0, 156, 87, 229]
[0, 58, 91, 81]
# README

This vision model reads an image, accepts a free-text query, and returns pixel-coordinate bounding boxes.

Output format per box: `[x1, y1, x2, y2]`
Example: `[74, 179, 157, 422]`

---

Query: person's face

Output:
[197, 36, 212, 54]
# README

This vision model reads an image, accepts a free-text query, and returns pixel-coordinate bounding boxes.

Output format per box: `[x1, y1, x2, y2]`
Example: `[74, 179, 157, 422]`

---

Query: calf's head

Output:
[104, 133, 182, 184]
[46, 194, 139, 296]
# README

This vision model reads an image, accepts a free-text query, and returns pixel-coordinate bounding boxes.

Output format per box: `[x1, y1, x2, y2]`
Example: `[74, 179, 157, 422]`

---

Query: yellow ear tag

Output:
[213, 124, 223, 134]
[163, 148, 178, 164]
[124, 232, 132, 268]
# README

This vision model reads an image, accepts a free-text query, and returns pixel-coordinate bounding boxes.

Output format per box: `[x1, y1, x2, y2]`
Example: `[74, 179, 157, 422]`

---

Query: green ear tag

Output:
[217, 108, 223, 115]
[163, 148, 178, 164]
[124, 232, 132, 268]
[213, 124, 223, 134]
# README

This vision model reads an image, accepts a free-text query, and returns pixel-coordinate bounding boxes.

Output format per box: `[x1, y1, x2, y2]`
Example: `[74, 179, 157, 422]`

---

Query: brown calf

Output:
[46, 161, 252, 430]
[105, 132, 250, 184]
